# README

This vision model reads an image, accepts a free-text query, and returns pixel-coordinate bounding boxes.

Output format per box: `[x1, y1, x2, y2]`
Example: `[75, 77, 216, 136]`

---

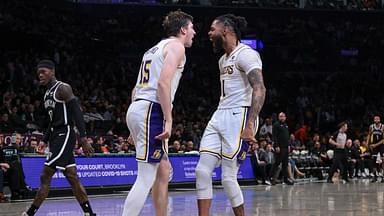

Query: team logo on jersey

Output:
[151, 149, 162, 159]
[44, 99, 56, 109]
[223, 65, 234, 75]
[239, 151, 247, 161]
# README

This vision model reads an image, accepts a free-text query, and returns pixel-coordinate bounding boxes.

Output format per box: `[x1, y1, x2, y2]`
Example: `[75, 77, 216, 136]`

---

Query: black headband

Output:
[37, 60, 55, 70]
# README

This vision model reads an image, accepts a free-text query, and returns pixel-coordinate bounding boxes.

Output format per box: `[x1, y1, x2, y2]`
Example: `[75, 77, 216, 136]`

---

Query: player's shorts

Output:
[45, 125, 76, 171]
[126, 99, 166, 163]
[199, 107, 258, 163]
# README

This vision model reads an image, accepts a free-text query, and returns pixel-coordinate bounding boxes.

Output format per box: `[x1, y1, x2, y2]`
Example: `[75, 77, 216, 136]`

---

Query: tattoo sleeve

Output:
[246, 68, 266, 125]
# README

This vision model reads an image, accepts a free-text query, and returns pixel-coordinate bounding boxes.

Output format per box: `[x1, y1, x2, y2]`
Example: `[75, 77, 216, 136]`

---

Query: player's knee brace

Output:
[195, 163, 213, 199]
[221, 174, 243, 207]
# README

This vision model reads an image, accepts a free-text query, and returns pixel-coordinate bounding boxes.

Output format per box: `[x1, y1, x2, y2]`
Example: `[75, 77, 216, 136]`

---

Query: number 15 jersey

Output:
[218, 43, 262, 109]
[133, 38, 186, 104]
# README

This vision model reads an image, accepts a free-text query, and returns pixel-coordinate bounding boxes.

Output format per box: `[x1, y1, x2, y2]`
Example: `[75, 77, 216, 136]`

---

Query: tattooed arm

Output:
[241, 68, 266, 143]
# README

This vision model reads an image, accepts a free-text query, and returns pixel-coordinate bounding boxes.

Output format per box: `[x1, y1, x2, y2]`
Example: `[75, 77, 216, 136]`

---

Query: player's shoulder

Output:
[165, 39, 184, 50]
[57, 81, 71, 89]
[237, 43, 259, 57]
[56, 81, 73, 96]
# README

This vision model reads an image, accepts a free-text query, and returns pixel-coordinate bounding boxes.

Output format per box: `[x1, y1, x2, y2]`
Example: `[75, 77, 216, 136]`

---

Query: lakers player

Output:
[367, 115, 384, 182]
[23, 60, 95, 216]
[122, 10, 195, 216]
[196, 14, 266, 216]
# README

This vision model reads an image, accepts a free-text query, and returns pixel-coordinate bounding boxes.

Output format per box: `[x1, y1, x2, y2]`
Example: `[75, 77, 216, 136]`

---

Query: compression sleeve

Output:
[67, 98, 87, 137]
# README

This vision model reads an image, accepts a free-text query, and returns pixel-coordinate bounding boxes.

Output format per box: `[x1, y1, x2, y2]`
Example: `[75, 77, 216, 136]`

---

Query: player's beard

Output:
[211, 35, 223, 53]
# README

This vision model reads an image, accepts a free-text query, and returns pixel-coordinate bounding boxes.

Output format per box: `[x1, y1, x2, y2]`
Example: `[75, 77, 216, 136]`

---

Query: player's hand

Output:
[155, 120, 172, 140]
[127, 134, 134, 145]
[241, 125, 257, 144]
[80, 137, 94, 157]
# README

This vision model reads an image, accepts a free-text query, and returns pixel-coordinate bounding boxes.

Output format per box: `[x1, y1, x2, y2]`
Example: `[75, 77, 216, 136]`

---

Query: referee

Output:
[327, 121, 349, 183]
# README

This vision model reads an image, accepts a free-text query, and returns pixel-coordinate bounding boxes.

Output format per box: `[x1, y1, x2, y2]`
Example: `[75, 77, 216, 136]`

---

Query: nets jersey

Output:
[218, 43, 263, 109]
[44, 81, 71, 128]
[133, 38, 185, 103]
[370, 123, 384, 144]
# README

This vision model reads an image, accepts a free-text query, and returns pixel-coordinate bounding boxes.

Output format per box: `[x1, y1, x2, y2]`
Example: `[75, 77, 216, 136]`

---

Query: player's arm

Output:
[238, 49, 265, 142]
[329, 135, 344, 148]
[372, 139, 384, 149]
[246, 68, 266, 127]
[366, 127, 372, 145]
[42, 122, 52, 144]
[57, 84, 94, 156]
[155, 41, 185, 140]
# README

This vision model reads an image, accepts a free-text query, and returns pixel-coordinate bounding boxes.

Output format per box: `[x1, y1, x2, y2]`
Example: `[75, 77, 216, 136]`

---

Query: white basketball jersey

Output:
[218, 43, 263, 109]
[133, 38, 185, 103]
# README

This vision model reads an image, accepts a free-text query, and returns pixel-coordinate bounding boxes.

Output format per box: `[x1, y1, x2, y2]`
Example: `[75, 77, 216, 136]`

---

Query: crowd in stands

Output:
[166, 0, 383, 10]
[75, 0, 384, 10]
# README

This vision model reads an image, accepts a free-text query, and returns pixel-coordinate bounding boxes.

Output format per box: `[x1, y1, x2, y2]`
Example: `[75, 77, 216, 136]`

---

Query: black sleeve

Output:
[67, 98, 86, 137]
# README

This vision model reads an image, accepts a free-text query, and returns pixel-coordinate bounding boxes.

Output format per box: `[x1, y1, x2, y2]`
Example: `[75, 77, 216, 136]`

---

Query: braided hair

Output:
[215, 14, 247, 40]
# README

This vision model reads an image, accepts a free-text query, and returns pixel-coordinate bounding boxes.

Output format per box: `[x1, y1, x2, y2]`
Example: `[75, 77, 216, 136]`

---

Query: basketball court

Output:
[2, 180, 384, 215]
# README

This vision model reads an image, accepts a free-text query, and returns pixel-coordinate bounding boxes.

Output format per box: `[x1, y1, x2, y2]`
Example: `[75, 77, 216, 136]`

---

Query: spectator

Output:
[23, 137, 39, 154]
[1, 133, 28, 200]
[294, 124, 310, 146]
[259, 117, 273, 138]
[346, 139, 360, 178]
[92, 136, 103, 153]
[0, 162, 10, 202]
[250, 142, 271, 185]
[288, 133, 305, 152]
[169, 140, 183, 153]
[0, 113, 13, 133]
[35, 141, 47, 155]
[74, 141, 83, 156]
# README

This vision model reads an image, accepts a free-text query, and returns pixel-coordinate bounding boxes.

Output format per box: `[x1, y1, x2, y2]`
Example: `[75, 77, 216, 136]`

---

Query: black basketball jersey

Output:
[370, 123, 384, 144]
[44, 81, 72, 128]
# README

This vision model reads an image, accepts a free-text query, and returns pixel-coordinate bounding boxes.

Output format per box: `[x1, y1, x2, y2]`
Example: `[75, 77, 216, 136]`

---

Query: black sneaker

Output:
[284, 179, 294, 185]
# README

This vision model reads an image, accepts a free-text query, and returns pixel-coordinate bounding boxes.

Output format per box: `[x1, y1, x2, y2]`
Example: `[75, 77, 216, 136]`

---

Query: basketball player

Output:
[23, 60, 95, 216]
[196, 14, 265, 216]
[367, 115, 384, 182]
[122, 10, 195, 216]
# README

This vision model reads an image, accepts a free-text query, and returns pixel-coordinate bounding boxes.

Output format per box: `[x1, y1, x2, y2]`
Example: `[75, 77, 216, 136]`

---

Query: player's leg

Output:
[63, 166, 95, 215]
[196, 110, 222, 216]
[122, 162, 159, 216]
[196, 153, 220, 216]
[151, 156, 171, 216]
[23, 166, 56, 216]
[123, 100, 163, 216]
[222, 159, 244, 216]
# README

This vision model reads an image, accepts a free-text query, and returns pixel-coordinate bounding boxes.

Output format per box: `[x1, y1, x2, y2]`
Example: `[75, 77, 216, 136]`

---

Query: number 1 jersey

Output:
[218, 43, 262, 109]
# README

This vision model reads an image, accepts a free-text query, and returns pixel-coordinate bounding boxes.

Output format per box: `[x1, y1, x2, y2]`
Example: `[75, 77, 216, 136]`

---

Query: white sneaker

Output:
[21, 212, 28, 216]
